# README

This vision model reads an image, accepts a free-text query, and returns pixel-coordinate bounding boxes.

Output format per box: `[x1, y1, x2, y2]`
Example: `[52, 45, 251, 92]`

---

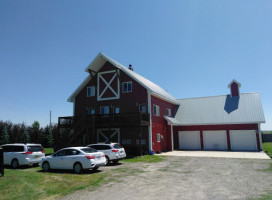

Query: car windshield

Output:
[80, 148, 97, 153]
[28, 146, 44, 152]
[113, 144, 123, 149]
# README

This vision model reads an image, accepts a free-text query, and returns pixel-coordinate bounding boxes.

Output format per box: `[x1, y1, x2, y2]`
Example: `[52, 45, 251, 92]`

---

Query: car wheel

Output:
[73, 163, 82, 174]
[105, 156, 110, 165]
[11, 159, 19, 169]
[42, 162, 50, 172]
[93, 166, 99, 171]
[112, 160, 119, 164]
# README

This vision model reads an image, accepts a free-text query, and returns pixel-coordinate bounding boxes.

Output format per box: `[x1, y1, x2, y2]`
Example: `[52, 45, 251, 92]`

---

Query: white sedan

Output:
[40, 147, 106, 173]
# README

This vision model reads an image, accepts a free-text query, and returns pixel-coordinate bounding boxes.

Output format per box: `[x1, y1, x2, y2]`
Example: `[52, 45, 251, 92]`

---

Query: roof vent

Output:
[128, 64, 133, 71]
[228, 79, 241, 97]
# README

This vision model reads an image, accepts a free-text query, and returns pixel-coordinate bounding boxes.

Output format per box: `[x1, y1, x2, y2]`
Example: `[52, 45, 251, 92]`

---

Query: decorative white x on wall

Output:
[97, 129, 120, 143]
[97, 70, 120, 101]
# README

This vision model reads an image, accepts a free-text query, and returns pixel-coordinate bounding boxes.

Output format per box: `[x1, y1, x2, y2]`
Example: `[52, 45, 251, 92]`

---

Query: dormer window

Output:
[228, 79, 241, 97]
[166, 108, 171, 117]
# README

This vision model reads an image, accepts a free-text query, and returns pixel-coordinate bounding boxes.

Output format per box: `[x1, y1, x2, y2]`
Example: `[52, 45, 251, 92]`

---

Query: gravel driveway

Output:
[62, 156, 272, 200]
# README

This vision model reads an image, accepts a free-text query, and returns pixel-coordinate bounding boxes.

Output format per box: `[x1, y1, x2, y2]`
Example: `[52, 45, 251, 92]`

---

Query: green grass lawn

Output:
[263, 142, 272, 157]
[44, 148, 54, 155]
[0, 154, 163, 200]
[123, 155, 164, 163]
[262, 131, 272, 134]
[0, 167, 107, 200]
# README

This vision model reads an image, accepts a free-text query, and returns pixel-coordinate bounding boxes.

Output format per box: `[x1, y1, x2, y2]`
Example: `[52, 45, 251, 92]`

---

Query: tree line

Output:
[0, 120, 57, 148]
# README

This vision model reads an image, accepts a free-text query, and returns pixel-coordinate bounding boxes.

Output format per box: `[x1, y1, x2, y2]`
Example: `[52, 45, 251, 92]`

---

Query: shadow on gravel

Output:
[36, 168, 103, 175]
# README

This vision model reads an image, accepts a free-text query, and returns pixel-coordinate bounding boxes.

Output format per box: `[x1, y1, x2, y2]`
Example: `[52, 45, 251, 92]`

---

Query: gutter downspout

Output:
[258, 123, 263, 151]
[148, 91, 153, 153]
[171, 125, 174, 151]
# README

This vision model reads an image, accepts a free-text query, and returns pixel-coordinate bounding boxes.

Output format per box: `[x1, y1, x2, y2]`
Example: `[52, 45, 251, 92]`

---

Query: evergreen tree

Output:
[0, 126, 9, 145]
[22, 130, 30, 143]
[47, 127, 54, 147]
[44, 126, 54, 147]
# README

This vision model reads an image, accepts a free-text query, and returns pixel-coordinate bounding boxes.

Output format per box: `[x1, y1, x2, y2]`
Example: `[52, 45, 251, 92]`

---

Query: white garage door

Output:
[179, 131, 201, 150]
[203, 131, 228, 151]
[230, 130, 257, 151]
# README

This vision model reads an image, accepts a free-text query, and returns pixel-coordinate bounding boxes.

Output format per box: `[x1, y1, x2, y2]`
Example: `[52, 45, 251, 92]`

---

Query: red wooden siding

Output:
[151, 95, 177, 153]
[173, 123, 260, 151]
[75, 62, 148, 117]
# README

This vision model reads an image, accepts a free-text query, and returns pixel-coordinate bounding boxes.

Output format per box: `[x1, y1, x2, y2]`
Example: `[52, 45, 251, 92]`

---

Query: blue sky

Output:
[0, 0, 271, 130]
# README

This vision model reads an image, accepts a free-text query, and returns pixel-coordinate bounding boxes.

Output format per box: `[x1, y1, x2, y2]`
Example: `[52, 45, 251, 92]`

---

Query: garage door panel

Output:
[203, 131, 228, 151]
[179, 131, 201, 150]
[230, 130, 257, 151]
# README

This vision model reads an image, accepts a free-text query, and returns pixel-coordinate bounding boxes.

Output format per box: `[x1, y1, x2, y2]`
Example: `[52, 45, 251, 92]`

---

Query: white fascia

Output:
[147, 90, 153, 152]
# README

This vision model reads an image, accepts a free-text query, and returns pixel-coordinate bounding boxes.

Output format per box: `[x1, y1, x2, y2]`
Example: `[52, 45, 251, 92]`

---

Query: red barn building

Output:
[58, 53, 265, 154]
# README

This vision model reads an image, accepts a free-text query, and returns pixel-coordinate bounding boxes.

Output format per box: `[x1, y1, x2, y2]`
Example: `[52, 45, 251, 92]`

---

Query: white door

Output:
[203, 131, 228, 151]
[179, 131, 201, 150]
[230, 130, 257, 151]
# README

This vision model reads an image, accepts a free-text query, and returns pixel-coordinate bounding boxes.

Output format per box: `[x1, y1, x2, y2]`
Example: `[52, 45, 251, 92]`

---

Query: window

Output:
[87, 86, 95, 97]
[139, 104, 147, 113]
[157, 134, 161, 142]
[114, 107, 120, 114]
[100, 106, 109, 115]
[89, 108, 95, 115]
[153, 105, 160, 116]
[122, 82, 132, 93]
[166, 108, 171, 117]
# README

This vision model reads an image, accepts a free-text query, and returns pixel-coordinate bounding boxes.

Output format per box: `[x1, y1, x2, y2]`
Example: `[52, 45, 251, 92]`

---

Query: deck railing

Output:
[58, 112, 149, 128]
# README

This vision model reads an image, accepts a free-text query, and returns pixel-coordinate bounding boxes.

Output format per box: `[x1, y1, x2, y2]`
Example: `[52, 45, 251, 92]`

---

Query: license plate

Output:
[35, 155, 39, 158]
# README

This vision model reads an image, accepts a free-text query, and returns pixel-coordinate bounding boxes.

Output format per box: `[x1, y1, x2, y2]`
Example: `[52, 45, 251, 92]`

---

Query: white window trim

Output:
[87, 86, 95, 97]
[122, 81, 132, 93]
[153, 105, 160, 116]
[166, 108, 171, 117]
[157, 133, 161, 142]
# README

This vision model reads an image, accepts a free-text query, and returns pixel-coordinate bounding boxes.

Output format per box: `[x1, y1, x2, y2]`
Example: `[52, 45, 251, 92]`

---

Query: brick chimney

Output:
[228, 79, 241, 97]
[128, 64, 133, 71]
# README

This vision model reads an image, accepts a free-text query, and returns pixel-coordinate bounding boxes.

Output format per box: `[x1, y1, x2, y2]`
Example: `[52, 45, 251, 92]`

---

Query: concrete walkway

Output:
[159, 150, 271, 159]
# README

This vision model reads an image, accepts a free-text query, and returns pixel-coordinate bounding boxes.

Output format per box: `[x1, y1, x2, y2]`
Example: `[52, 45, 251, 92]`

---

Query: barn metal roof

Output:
[172, 92, 265, 125]
[68, 52, 179, 104]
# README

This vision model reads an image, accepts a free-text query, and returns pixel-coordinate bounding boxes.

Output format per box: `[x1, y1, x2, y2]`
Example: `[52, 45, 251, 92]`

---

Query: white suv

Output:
[87, 143, 126, 165]
[1, 143, 45, 169]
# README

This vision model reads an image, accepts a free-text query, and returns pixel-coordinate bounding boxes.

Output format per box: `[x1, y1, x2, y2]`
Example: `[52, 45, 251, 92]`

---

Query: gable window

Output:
[153, 105, 160, 116]
[100, 106, 109, 115]
[122, 82, 132, 93]
[89, 108, 95, 115]
[87, 86, 95, 97]
[166, 108, 171, 117]
[139, 104, 147, 113]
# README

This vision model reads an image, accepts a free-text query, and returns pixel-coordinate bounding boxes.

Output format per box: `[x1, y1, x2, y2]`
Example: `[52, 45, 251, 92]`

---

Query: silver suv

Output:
[1, 143, 45, 169]
[87, 143, 126, 165]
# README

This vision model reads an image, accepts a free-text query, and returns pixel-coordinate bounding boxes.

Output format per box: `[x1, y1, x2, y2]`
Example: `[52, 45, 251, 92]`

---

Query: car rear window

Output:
[113, 144, 123, 149]
[80, 148, 97, 153]
[2, 145, 24, 152]
[27, 146, 44, 152]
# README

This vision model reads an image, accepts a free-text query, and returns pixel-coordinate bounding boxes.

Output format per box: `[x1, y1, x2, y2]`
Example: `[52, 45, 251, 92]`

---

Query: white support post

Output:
[148, 91, 153, 153]
[258, 123, 263, 151]
[171, 125, 174, 151]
